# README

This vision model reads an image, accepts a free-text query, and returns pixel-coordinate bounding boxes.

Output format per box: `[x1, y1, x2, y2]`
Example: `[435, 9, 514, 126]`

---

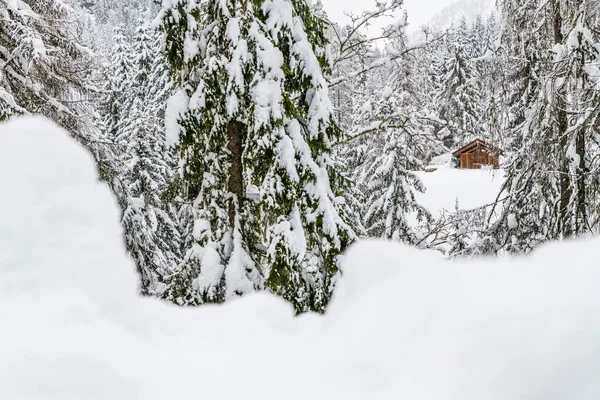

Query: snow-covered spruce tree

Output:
[94, 27, 134, 216]
[326, 20, 380, 238]
[493, 0, 557, 153]
[324, 2, 405, 239]
[360, 84, 433, 243]
[471, 15, 488, 58]
[100, 27, 134, 146]
[326, 5, 443, 243]
[160, 0, 354, 312]
[331, 57, 380, 238]
[144, 26, 187, 282]
[83, 0, 158, 50]
[357, 22, 440, 244]
[121, 111, 173, 294]
[466, 3, 600, 255]
[434, 19, 482, 148]
[0, 0, 93, 133]
[475, 13, 505, 150]
[121, 102, 182, 294]
[425, 31, 454, 148]
[118, 22, 183, 295]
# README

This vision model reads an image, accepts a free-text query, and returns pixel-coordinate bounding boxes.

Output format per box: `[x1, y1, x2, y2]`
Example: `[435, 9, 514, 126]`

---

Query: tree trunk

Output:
[553, 0, 572, 238]
[227, 121, 246, 226]
[557, 107, 571, 237]
[575, 115, 586, 233]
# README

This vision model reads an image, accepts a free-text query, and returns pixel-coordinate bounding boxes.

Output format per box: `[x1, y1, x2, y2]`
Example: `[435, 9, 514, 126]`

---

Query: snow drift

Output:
[1, 117, 599, 399]
[416, 168, 505, 218]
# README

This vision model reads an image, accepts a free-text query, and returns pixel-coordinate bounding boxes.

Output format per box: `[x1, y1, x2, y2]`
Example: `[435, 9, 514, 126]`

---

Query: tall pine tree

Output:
[160, 0, 354, 312]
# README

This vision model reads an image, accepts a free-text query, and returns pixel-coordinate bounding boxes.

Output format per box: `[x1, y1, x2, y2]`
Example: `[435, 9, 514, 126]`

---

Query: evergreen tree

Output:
[467, 1, 600, 255]
[120, 23, 183, 294]
[327, 18, 382, 239]
[83, 0, 157, 50]
[0, 0, 93, 133]
[475, 13, 504, 149]
[471, 15, 488, 57]
[160, 0, 354, 312]
[435, 20, 482, 148]
[360, 76, 433, 243]
[447, 200, 469, 256]
[95, 21, 184, 295]
[357, 23, 440, 244]
[100, 27, 133, 145]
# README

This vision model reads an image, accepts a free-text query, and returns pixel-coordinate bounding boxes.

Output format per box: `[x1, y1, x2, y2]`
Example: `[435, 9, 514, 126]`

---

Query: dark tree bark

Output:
[575, 120, 586, 233]
[557, 107, 572, 237]
[575, 42, 588, 234]
[227, 120, 246, 226]
[553, 0, 572, 237]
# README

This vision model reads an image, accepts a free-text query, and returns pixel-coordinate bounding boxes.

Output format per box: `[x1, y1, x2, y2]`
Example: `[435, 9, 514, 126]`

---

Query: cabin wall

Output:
[458, 152, 499, 169]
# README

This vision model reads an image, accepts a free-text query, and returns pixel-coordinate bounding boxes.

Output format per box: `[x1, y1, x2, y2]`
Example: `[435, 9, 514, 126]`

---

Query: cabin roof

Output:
[452, 139, 499, 157]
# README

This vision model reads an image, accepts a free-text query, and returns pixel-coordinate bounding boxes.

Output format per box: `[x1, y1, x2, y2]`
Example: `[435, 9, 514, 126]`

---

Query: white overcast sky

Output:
[321, 0, 456, 32]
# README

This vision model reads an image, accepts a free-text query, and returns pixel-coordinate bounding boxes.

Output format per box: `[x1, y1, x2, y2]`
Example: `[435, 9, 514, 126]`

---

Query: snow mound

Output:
[416, 168, 505, 217]
[333, 239, 600, 399]
[1, 117, 600, 399]
[0, 116, 139, 309]
[426, 152, 455, 170]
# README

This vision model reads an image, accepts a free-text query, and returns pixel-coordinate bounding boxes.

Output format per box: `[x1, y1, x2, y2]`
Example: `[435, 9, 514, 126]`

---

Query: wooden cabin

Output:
[452, 139, 500, 169]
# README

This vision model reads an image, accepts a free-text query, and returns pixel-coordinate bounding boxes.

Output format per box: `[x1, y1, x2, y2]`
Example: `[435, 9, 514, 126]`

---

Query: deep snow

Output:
[416, 168, 505, 218]
[1, 117, 599, 399]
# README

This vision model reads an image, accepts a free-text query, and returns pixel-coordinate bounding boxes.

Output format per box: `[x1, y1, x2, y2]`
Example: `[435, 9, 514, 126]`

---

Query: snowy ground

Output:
[1, 117, 600, 399]
[416, 168, 506, 218]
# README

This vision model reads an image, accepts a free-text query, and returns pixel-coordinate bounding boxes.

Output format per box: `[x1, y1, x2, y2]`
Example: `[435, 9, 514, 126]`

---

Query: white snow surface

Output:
[416, 168, 505, 217]
[164, 89, 189, 147]
[1, 117, 600, 399]
[426, 152, 455, 169]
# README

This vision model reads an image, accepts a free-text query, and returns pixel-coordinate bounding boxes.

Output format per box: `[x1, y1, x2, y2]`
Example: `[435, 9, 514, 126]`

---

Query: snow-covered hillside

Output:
[1, 117, 600, 399]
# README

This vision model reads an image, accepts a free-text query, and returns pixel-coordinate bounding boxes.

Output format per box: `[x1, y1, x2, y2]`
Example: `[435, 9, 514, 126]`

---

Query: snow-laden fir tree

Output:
[0, 0, 93, 133]
[94, 27, 135, 210]
[465, 1, 600, 255]
[160, 0, 354, 312]
[357, 19, 440, 244]
[360, 80, 434, 243]
[92, 20, 185, 295]
[118, 22, 183, 295]
[327, 21, 380, 238]
[121, 101, 182, 294]
[121, 110, 174, 294]
[325, 1, 415, 239]
[471, 15, 488, 58]
[475, 13, 505, 150]
[434, 19, 482, 148]
[100, 27, 134, 145]
[82, 0, 158, 50]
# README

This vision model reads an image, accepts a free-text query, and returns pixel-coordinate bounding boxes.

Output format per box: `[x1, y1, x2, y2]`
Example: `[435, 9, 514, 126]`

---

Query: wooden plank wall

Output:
[459, 152, 499, 169]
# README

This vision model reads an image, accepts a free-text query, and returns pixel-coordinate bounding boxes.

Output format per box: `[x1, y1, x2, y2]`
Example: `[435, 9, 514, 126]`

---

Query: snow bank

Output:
[1, 117, 600, 399]
[335, 239, 600, 399]
[426, 152, 455, 169]
[416, 168, 505, 217]
[0, 116, 138, 309]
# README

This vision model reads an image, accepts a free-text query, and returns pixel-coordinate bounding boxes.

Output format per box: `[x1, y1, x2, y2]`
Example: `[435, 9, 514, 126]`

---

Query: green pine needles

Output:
[160, 0, 354, 313]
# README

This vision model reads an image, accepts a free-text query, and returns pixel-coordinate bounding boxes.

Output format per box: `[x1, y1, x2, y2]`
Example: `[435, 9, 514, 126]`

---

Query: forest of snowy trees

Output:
[2, 0, 599, 313]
